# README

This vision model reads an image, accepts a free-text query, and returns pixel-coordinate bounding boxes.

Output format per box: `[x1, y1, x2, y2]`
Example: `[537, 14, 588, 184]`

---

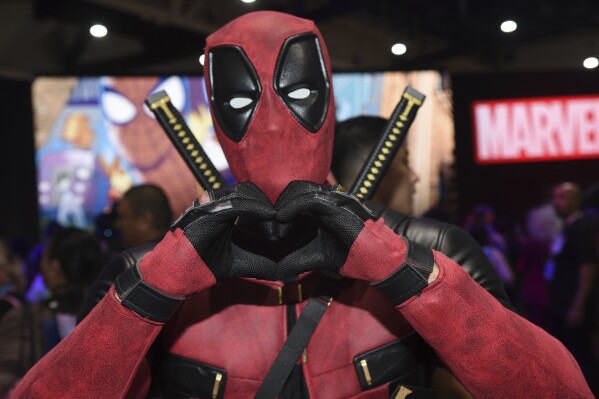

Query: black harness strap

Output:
[254, 275, 338, 399]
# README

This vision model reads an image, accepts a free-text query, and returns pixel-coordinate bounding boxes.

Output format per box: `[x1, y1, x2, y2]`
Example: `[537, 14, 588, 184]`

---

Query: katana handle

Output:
[145, 90, 227, 191]
[349, 86, 426, 200]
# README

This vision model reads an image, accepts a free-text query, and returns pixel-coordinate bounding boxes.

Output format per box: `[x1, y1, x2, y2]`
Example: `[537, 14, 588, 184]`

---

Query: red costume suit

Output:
[12, 11, 591, 399]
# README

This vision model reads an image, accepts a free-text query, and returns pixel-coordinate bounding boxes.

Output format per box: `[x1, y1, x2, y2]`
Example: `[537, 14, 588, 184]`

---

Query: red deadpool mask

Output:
[204, 11, 335, 203]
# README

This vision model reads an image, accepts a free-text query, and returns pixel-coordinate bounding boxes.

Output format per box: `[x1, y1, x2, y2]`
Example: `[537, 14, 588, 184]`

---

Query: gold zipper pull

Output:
[359, 359, 372, 386]
[212, 372, 223, 399]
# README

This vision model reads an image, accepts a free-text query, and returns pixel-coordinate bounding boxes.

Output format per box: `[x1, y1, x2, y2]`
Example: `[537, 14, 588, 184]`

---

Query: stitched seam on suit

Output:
[375, 267, 411, 288]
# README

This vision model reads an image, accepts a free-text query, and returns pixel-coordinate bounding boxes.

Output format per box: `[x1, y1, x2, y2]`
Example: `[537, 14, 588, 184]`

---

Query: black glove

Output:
[274, 181, 435, 305]
[273, 180, 376, 279]
[132, 182, 278, 297]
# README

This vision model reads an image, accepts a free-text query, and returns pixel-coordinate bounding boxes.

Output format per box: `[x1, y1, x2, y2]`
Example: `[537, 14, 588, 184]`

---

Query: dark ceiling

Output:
[2, 0, 599, 78]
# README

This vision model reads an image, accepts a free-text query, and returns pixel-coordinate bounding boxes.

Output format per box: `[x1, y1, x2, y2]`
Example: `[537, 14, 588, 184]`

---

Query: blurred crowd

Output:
[0, 183, 171, 396]
[461, 182, 599, 393]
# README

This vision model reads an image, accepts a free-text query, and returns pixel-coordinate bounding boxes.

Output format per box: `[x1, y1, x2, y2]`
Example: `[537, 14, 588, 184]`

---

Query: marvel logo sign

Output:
[472, 96, 599, 164]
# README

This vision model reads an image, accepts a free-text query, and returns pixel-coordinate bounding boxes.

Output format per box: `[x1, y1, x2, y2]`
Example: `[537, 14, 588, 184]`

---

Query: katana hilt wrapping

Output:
[349, 87, 426, 200]
[145, 90, 228, 192]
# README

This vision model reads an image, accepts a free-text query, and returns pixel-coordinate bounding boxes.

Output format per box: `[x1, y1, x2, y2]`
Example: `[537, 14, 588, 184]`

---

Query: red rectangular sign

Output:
[472, 95, 599, 164]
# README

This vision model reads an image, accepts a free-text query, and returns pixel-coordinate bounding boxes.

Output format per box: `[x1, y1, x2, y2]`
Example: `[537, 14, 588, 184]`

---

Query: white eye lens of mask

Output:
[230, 97, 253, 109]
[288, 88, 310, 100]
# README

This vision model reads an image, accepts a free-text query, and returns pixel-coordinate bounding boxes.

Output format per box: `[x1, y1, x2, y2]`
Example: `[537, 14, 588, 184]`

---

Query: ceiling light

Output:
[90, 24, 108, 38]
[391, 43, 407, 56]
[199, 54, 205, 65]
[500, 20, 517, 33]
[583, 57, 598, 69]
[241, 0, 255, 3]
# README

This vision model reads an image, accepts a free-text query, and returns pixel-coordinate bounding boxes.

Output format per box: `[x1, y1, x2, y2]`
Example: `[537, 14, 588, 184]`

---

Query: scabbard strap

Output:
[371, 239, 434, 306]
[115, 261, 185, 323]
[254, 275, 338, 399]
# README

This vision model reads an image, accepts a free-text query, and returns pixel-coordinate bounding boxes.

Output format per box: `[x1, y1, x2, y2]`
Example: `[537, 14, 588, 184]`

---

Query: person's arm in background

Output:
[567, 222, 599, 327]
[486, 246, 515, 286]
[567, 262, 597, 326]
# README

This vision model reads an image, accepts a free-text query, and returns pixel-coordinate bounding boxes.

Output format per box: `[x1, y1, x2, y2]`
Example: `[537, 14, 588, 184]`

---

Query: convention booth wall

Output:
[30, 72, 452, 236]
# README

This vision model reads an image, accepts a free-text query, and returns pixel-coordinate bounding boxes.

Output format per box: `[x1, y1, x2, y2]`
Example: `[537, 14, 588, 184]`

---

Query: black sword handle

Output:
[349, 86, 426, 200]
[145, 90, 228, 191]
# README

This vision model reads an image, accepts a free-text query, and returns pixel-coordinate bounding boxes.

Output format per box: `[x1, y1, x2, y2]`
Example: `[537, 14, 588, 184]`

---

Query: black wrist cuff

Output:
[115, 262, 185, 323]
[371, 239, 434, 306]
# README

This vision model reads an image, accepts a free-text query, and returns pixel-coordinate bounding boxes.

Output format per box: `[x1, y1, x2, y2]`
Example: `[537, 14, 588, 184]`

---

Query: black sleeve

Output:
[573, 219, 599, 266]
[76, 243, 157, 323]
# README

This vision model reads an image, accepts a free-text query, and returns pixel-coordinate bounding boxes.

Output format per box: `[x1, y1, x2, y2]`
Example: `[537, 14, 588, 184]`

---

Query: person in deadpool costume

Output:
[12, 11, 592, 399]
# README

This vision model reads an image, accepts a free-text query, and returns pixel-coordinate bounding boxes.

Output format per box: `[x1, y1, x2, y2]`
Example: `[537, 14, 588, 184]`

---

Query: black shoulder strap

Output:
[254, 275, 338, 399]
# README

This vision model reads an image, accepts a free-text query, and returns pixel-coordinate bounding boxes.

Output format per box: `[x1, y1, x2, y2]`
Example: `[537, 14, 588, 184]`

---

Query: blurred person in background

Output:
[23, 221, 64, 305]
[93, 204, 121, 254]
[467, 221, 516, 301]
[40, 227, 106, 349]
[331, 115, 513, 293]
[581, 181, 599, 216]
[112, 183, 173, 251]
[463, 204, 508, 256]
[0, 240, 40, 397]
[331, 115, 514, 309]
[77, 183, 172, 322]
[332, 115, 419, 215]
[545, 182, 599, 393]
[581, 180, 599, 386]
[0, 240, 25, 298]
[516, 203, 562, 328]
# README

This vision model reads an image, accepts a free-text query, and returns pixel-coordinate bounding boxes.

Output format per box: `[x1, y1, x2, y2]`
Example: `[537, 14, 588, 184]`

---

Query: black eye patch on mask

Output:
[274, 34, 330, 133]
[209, 46, 261, 142]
